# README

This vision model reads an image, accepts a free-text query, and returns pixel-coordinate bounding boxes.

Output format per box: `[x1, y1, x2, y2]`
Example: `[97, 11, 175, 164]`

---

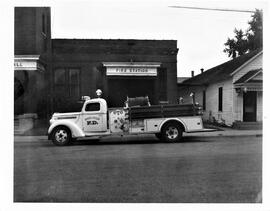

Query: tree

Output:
[247, 9, 263, 50]
[224, 9, 262, 58]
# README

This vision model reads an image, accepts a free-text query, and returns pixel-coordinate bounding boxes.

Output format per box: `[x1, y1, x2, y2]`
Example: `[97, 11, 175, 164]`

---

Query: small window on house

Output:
[85, 103, 100, 112]
[203, 90, 206, 110]
[42, 14, 46, 34]
[218, 87, 223, 112]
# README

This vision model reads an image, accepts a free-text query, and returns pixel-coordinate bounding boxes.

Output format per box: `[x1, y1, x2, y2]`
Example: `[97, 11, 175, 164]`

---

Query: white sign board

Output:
[14, 55, 45, 71]
[107, 67, 157, 76]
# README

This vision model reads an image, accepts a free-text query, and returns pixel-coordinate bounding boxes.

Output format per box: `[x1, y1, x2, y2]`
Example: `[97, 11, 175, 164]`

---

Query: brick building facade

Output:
[51, 39, 178, 111]
[14, 7, 179, 118]
[14, 7, 52, 118]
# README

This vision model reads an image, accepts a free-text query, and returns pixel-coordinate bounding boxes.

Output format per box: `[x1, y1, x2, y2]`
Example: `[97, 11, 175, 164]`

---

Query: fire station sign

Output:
[103, 62, 161, 76]
[107, 67, 157, 76]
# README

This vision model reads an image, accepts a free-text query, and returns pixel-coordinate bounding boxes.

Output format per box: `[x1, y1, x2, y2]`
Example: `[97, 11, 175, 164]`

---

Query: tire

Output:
[161, 122, 183, 143]
[51, 126, 72, 146]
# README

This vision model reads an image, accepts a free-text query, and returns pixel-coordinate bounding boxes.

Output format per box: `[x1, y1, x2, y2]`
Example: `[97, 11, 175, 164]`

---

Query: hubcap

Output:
[165, 126, 178, 139]
[55, 129, 68, 142]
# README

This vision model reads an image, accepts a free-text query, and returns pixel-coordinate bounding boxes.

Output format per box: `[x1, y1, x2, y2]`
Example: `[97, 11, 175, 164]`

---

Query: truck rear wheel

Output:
[161, 122, 183, 143]
[51, 126, 72, 146]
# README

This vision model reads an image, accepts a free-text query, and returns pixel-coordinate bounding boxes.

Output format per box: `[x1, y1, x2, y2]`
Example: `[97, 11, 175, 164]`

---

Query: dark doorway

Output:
[107, 77, 156, 107]
[243, 91, 257, 122]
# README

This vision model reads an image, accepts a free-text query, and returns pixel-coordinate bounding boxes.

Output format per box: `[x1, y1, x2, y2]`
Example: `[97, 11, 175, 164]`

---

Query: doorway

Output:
[107, 77, 156, 107]
[243, 91, 257, 122]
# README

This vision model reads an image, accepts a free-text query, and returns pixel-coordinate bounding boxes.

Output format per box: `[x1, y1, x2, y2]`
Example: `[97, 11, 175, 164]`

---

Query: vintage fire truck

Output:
[48, 91, 213, 146]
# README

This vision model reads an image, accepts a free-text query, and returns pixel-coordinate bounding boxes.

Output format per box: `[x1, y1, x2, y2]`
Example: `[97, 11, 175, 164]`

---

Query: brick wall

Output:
[52, 39, 178, 110]
[15, 7, 51, 56]
[14, 7, 52, 117]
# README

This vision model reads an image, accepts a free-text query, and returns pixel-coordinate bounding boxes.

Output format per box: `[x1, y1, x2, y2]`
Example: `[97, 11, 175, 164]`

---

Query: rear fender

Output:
[48, 120, 85, 139]
[158, 118, 187, 132]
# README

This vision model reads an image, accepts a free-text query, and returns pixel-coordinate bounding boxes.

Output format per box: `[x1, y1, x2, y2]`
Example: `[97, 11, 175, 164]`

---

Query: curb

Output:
[14, 133, 263, 141]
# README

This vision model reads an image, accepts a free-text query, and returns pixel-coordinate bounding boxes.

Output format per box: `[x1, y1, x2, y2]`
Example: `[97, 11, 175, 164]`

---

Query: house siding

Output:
[257, 91, 262, 121]
[232, 53, 263, 83]
[232, 53, 262, 122]
[178, 51, 262, 126]
[178, 79, 234, 125]
[233, 91, 243, 121]
[204, 79, 234, 125]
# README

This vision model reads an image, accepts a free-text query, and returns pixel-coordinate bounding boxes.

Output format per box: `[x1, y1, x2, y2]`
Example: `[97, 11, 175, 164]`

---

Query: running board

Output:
[186, 128, 217, 133]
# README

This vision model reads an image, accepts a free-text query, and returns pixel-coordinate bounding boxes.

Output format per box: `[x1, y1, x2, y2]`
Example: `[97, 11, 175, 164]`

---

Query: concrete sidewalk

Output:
[14, 128, 262, 143]
[184, 129, 262, 137]
[14, 119, 262, 139]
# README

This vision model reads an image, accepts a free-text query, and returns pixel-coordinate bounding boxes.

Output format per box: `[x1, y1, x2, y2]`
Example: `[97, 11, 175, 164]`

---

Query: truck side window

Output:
[85, 103, 100, 112]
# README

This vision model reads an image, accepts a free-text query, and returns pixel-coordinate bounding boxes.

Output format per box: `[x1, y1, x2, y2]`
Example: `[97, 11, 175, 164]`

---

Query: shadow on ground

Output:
[69, 136, 210, 146]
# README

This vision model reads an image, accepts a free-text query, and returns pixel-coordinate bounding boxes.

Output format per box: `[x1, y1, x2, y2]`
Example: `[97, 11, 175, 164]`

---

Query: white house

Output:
[178, 49, 262, 128]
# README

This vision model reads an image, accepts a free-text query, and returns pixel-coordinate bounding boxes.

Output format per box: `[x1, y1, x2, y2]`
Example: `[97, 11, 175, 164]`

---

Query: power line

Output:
[169, 6, 255, 13]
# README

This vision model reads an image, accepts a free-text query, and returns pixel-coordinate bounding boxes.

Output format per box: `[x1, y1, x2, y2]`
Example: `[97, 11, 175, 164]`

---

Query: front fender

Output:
[48, 120, 85, 139]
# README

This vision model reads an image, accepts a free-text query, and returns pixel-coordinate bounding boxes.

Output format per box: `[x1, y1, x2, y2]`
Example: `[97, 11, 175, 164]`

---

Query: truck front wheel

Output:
[51, 126, 72, 146]
[161, 122, 183, 143]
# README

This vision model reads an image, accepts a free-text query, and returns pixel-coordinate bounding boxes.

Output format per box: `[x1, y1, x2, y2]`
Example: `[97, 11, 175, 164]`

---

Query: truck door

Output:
[82, 101, 107, 132]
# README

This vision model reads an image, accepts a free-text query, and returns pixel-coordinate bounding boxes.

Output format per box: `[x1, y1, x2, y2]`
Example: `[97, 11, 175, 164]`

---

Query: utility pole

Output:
[169, 6, 255, 13]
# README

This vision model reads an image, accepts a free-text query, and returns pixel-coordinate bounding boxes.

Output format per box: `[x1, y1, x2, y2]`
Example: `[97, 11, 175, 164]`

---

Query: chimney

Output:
[200, 68, 204, 74]
[191, 71, 194, 77]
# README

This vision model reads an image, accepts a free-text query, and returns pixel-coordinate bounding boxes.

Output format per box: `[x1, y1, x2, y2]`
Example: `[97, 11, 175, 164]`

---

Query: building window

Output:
[54, 68, 80, 100]
[42, 14, 46, 34]
[203, 90, 206, 110]
[218, 87, 223, 111]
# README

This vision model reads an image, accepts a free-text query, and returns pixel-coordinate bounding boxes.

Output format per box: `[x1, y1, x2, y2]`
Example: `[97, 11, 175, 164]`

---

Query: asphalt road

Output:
[14, 135, 262, 203]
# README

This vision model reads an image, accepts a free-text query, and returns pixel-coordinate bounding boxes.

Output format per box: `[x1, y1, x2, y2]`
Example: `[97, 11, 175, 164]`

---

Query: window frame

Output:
[84, 102, 101, 112]
[218, 87, 223, 112]
[54, 67, 81, 99]
[203, 90, 206, 111]
[42, 13, 46, 35]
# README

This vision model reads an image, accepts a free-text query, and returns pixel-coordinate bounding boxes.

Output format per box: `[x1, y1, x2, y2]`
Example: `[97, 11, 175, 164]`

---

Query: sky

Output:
[50, 0, 266, 77]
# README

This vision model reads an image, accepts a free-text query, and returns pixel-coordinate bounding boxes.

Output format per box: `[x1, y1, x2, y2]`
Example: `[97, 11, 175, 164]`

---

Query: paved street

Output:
[14, 135, 262, 203]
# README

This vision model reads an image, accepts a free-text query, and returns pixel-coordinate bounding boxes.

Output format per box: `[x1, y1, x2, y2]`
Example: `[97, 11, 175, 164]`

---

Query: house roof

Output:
[177, 77, 190, 83]
[234, 68, 262, 84]
[180, 49, 262, 85]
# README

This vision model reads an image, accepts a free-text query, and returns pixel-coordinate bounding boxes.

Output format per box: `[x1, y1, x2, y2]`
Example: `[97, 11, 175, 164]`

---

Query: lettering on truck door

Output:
[82, 102, 106, 132]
